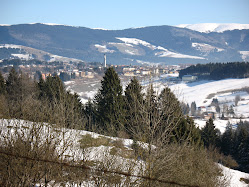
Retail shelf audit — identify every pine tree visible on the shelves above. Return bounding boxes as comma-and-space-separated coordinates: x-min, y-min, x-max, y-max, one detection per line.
0, 71, 6, 95
233, 121, 249, 172
38, 76, 65, 102
221, 122, 234, 155
6, 68, 22, 117
158, 87, 183, 129
201, 118, 219, 148
95, 67, 125, 135
172, 116, 202, 146
0, 71, 7, 118
6, 68, 21, 102
124, 77, 144, 137
84, 99, 97, 131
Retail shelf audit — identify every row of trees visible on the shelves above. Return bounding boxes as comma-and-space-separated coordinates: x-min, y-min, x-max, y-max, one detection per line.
179, 62, 249, 80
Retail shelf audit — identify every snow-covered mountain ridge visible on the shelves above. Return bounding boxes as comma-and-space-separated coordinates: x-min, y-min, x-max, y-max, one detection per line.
0, 23, 249, 64
176, 23, 249, 33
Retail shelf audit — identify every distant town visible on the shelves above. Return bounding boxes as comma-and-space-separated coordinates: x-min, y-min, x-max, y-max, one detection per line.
0, 57, 191, 82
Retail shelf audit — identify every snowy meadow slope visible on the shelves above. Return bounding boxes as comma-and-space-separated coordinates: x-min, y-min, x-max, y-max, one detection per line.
1, 119, 249, 186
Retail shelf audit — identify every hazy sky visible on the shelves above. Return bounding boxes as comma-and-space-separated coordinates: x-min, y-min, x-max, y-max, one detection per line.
1, 0, 249, 29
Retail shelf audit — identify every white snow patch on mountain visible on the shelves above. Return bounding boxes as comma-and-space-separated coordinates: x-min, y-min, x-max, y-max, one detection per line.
240, 51, 249, 61
94, 44, 115, 53
0, 44, 22, 49
192, 43, 224, 53
41, 23, 64, 26
176, 23, 249, 33
48, 55, 81, 62
156, 50, 205, 59
92, 28, 109, 30
11, 54, 31, 60
116, 37, 156, 50
108, 42, 141, 55
116, 37, 205, 59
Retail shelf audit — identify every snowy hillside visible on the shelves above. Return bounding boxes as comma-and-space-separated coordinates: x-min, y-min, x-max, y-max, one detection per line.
0, 44, 82, 62
94, 37, 205, 59
176, 23, 249, 33
169, 78, 249, 108
1, 119, 248, 186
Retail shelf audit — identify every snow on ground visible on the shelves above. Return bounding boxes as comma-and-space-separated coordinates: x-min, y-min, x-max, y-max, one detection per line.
1, 119, 249, 186
116, 37, 157, 50
220, 164, 249, 187
176, 23, 249, 33
155, 50, 205, 59
192, 43, 224, 53
64, 81, 75, 85
11, 53, 31, 60
108, 42, 141, 55
0, 44, 22, 49
48, 55, 81, 62
169, 78, 249, 107
194, 118, 249, 134
94, 44, 115, 53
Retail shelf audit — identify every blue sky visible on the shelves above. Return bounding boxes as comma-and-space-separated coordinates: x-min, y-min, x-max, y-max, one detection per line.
1, 0, 249, 29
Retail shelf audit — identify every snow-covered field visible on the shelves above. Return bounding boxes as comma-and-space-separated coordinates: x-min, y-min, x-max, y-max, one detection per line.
168, 78, 249, 107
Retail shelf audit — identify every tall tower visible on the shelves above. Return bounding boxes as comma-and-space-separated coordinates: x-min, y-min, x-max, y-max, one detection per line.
104, 54, 107, 68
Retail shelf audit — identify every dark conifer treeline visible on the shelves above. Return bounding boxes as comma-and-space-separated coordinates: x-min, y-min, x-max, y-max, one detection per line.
179, 62, 249, 80
220, 121, 249, 173
200, 119, 249, 173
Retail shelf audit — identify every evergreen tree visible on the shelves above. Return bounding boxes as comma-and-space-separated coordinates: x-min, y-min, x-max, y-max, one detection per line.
0, 71, 6, 95
6, 68, 22, 117
0, 71, 7, 118
6, 68, 21, 101
38, 76, 65, 102
95, 67, 125, 135
233, 121, 249, 172
201, 118, 219, 148
124, 77, 144, 137
221, 122, 234, 156
172, 116, 202, 146
84, 99, 97, 131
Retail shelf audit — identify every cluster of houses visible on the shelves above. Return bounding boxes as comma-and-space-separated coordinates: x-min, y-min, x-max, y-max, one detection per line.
0, 58, 183, 82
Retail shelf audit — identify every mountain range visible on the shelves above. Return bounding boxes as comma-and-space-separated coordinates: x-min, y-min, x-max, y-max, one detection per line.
0, 23, 249, 65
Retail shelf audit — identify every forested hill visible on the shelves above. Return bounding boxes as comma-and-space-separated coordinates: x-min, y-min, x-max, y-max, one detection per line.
179, 62, 249, 80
